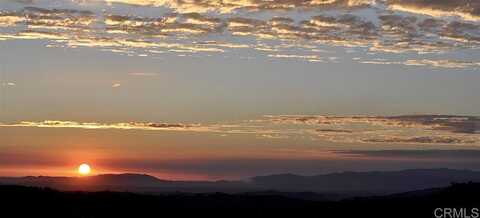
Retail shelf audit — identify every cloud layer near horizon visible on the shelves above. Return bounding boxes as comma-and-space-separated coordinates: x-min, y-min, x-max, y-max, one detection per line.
1, 0, 480, 69
2, 114, 478, 145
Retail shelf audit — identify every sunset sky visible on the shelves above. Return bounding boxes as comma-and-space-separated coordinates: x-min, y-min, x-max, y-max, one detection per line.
0, 0, 479, 180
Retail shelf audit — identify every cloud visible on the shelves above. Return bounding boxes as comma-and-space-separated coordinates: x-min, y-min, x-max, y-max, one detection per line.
267, 54, 325, 62
1, 2, 480, 69
128, 72, 159, 76
265, 114, 480, 134
387, 0, 480, 22
7, 0, 34, 3
360, 59, 480, 69
361, 136, 475, 144
336, 149, 480, 160
316, 129, 354, 133
2, 82, 16, 86
259, 114, 480, 144
1, 114, 478, 145
385, 115, 480, 134
0, 120, 209, 131
101, 0, 373, 13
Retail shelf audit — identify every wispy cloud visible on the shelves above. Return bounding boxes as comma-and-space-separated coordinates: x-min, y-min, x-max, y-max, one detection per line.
336, 149, 480, 160
128, 72, 159, 76
100, 0, 373, 13
404, 59, 480, 69
360, 59, 480, 69
0, 120, 207, 131
2, 82, 16, 86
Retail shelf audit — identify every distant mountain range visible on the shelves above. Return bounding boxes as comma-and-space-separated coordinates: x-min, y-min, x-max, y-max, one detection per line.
1, 168, 480, 199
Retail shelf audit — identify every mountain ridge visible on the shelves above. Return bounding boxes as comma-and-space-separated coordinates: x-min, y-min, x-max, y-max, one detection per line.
2, 168, 480, 199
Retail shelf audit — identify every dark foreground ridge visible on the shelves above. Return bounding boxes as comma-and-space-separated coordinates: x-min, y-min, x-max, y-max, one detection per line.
1, 182, 480, 218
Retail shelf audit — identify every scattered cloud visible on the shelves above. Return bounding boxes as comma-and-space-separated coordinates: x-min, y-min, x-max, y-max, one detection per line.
0, 1, 479, 69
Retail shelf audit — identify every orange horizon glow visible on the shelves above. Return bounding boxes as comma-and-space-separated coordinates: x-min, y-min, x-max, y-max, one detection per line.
0, 164, 240, 181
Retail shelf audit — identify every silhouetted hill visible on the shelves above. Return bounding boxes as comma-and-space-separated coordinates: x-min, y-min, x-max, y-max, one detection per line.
251, 168, 480, 195
1, 182, 480, 218
0, 173, 252, 193
2, 169, 480, 199
89, 173, 165, 185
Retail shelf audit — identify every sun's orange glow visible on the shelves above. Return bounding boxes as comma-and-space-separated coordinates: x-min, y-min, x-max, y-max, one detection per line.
78, 164, 91, 175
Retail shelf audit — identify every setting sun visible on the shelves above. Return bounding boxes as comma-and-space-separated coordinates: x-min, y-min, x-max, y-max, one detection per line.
78, 164, 91, 175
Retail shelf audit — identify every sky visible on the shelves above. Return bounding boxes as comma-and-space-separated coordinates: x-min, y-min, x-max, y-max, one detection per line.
0, 0, 479, 180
